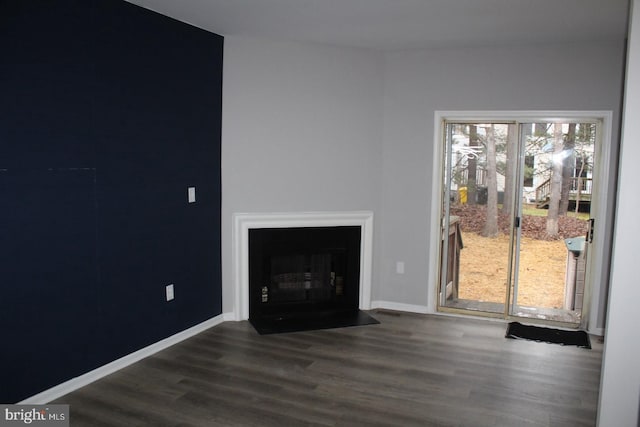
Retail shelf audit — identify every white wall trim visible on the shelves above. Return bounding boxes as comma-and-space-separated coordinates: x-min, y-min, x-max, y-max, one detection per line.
232, 211, 374, 321
430, 110, 614, 328
371, 300, 429, 314
19, 314, 226, 404
587, 111, 614, 332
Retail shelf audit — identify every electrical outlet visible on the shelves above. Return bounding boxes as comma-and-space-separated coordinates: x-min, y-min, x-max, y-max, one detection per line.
166, 284, 175, 301
396, 261, 405, 274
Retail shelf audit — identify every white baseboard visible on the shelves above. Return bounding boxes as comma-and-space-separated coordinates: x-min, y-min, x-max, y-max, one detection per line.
371, 300, 430, 314
19, 314, 226, 405
589, 327, 604, 337
223, 312, 237, 322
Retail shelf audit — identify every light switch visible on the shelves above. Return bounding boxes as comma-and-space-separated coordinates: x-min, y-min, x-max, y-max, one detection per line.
166, 284, 175, 301
188, 187, 196, 203
396, 261, 405, 274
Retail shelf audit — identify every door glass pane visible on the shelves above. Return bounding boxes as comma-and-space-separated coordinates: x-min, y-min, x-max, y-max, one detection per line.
440, 123, 514, 315
510, 123, 594, 324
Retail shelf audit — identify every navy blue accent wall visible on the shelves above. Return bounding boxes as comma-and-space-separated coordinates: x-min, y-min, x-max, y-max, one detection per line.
0, 0, 223, 403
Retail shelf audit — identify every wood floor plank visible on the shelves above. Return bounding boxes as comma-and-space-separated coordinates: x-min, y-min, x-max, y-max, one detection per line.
54, 310, 603, 426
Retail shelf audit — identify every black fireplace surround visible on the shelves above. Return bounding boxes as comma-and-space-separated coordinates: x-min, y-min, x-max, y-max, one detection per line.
248, 226, 377, 334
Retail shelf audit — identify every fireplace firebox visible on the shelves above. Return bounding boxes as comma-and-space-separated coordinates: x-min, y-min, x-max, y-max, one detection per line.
248, 226, 377, 334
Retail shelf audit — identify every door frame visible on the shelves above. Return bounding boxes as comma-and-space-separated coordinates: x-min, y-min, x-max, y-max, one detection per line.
428, 111, 614, 333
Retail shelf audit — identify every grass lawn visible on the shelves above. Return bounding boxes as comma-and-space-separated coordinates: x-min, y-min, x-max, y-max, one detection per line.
522, 205, 590, 220
500, 203, 591, 220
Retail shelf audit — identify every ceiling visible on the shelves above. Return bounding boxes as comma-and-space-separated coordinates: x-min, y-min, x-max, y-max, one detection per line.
126, 0, 629, 51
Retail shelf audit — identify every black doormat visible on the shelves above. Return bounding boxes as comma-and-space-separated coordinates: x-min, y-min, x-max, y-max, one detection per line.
250, 309, 379, 335
505, 322, 591, 349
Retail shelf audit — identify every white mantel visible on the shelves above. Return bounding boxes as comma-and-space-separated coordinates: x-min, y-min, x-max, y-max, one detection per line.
231, 211, 374, 321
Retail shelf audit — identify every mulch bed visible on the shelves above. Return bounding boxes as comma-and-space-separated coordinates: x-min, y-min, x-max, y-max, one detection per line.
458, 232, 567, 307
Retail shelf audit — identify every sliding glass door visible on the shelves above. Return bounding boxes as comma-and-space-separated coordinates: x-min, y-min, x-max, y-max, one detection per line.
438, 119, 597, 325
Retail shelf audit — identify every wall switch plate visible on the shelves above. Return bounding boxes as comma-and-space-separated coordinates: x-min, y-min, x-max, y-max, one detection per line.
396, 261, 405, 274
166, 284, 174, 301
188, 187, 196, 203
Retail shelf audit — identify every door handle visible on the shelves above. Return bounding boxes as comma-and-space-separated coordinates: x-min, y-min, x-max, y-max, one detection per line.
586, 218, 595, 243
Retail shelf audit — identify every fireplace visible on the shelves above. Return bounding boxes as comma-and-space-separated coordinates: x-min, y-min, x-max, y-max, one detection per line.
249, 226, 361, 321
232, 211, 376, 334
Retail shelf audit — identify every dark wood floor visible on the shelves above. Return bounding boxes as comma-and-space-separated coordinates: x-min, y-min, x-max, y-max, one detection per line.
55, 310, 603, 426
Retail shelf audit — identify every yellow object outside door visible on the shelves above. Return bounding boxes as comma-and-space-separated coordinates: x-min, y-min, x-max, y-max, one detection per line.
458, 186, 467, 204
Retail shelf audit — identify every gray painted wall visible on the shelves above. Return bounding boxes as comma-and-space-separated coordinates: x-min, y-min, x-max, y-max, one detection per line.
221, 36, 625, 331
598, 0, 640, 424
380, 41, 625, 328
221, 36, 384, 313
